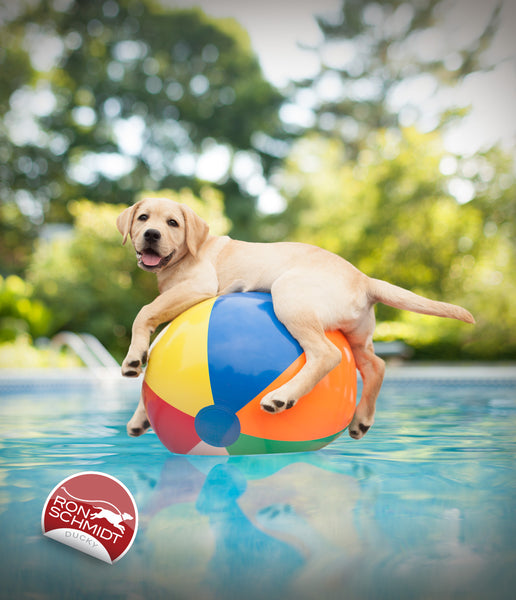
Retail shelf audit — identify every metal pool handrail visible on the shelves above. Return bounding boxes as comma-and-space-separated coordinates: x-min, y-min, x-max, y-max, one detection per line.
50, 332, 120, 370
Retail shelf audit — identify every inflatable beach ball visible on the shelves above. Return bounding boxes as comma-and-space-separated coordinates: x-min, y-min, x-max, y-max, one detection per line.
142, 292, 357, 455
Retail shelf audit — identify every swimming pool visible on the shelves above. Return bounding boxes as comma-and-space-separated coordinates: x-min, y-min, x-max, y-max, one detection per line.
1, 367, 515, 600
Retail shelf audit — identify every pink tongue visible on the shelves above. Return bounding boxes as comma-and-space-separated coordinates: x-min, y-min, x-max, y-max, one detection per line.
142, 251, 161, 266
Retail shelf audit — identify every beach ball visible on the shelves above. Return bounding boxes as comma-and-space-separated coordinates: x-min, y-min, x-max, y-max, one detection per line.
142, 292, 356, 455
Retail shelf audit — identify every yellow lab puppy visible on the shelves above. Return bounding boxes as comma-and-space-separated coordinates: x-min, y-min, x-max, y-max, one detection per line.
117, 197, 474, 440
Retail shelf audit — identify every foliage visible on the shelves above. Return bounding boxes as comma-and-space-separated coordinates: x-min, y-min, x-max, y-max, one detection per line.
27, 188, 230, 360
278, 128, 516, 359
0, 334, 81, 368
291, 0, 502, 156
0, 202, 38, 275
0, 274, 51, 342
0, 0, 285, 275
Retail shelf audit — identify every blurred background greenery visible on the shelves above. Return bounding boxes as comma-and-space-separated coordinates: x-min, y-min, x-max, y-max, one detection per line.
0, 0, 515, 364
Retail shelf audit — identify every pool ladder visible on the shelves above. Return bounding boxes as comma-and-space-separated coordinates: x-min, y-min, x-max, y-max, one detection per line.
50, 331, 120, 371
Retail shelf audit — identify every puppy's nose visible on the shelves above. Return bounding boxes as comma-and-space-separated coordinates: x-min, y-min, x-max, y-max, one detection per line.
144, 229, 161, 243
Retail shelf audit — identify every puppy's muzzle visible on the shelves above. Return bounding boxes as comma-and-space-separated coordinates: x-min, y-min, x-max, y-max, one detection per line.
137, 228, 174, 271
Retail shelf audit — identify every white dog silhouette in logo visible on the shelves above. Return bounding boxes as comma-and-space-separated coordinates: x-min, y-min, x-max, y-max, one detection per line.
61, 486, 134, 534
90, 507, 134, 533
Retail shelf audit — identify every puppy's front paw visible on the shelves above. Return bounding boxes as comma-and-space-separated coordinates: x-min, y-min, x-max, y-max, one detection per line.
127, 418, 151, 437
121, 350, 148, 377
260, 390, 297, 414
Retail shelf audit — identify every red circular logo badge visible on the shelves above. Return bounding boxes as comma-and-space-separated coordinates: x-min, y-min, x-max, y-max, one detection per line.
42, 471, 138, 564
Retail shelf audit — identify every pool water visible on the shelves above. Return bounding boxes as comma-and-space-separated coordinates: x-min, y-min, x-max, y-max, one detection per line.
1, 374, 515, 600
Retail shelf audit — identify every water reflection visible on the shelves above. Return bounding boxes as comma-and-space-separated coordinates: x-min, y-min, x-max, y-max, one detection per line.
139, 453, 359, 599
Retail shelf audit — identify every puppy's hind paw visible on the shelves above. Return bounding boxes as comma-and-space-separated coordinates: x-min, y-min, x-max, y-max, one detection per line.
260, 391, 297, 414
348, 420, 373, 440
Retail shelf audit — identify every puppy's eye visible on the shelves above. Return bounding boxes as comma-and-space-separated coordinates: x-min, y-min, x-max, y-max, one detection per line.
167, 219, 179, 227
138, 214, 149, 221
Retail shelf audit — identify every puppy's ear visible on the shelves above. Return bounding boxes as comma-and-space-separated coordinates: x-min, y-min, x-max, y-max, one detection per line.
180, 204, 209, 258
116, 203, 140, 245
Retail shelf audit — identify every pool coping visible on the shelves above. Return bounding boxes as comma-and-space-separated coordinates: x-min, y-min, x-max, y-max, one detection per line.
382, 363, 516, 384
0, 363, 515, 394
0, 367, 141, 394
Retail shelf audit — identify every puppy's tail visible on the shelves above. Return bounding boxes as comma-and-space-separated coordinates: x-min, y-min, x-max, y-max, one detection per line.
369, 278, 475, 324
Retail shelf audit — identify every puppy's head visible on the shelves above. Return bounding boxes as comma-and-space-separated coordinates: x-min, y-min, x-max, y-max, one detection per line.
116, 198, 209, 273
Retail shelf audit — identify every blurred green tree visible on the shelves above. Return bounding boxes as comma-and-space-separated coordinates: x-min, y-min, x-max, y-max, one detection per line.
0, 274, 51, 342
287, 0, 502, 155
0, 0, 284, 274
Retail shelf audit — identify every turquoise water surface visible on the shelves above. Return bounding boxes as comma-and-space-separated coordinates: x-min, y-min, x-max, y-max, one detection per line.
1, 374, 515, 600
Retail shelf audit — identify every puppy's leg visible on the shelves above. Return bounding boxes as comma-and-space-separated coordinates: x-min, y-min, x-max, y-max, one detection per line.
122, 280, 217, 377
346, 318, 385, 439
127, 392, 151, 437
122, 303, 156, 377
260, 322, 341, 414
260, 278, 342, 414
